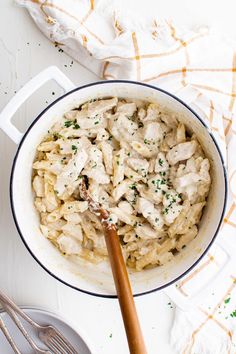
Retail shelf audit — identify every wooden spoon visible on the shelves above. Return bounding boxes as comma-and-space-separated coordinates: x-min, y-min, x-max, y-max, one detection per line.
79, 178, 147, 354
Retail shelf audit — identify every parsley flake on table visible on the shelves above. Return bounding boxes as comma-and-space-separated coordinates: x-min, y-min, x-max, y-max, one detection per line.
225, 298, 231, 304
230, 310, 236, 318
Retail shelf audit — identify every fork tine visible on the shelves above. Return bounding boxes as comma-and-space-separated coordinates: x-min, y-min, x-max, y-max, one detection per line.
52, 333, 77, 354
51, 334, 71, 352
46, 337, 67, 354
40, 330, 76, 354
48, 328, 77, 354
44, 340, 62, 354
39, 329, 72, 354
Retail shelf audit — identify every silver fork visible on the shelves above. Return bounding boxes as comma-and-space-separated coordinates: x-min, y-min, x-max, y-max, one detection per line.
0, 291, 78, 354
0, 315, 22, 354
1, 303, 51, 354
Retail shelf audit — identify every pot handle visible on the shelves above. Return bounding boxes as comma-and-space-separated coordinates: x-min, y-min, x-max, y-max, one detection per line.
0, 66, 76, 144
164, 239, 234, 311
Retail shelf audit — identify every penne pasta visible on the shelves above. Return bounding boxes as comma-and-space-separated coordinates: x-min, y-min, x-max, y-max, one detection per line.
33, 97, 211, 270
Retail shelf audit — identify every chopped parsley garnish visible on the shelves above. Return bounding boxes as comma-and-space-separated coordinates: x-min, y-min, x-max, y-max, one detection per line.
116, 161, 120, 165
167, 302, 173, 308
52, 132, 62, 140
94, 121, 99, 125
163, 208, 169, 215
109, 333, 113, 338
64, 119, 80, 129
151, 178, 167, 189
225, 298, 231, 304
61, 157, 67, 164
64, 120, 73, 128
108, 135, 113, 141
71, 145, 78, 154
164, 192, 179, 211
129, 183, 137, 190
230, 310, 236, 318
159, 158, 164, 166
160, 171, 166, 176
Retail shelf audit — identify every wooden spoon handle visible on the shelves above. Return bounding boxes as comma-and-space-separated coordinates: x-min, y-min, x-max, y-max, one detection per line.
78, 180, 147, 353
103, 226, 148, 354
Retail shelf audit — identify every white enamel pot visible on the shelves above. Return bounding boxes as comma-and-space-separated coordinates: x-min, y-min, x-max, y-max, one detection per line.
0, 66, 228, 309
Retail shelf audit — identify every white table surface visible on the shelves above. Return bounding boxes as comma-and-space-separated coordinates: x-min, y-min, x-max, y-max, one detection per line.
0, 1, 236, 353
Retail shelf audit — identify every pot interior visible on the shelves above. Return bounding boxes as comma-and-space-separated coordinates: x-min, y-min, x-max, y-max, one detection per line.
11, 81, 226, 296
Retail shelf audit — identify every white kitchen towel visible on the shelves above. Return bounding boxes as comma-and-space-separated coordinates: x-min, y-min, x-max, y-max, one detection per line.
16, 1, 236, 353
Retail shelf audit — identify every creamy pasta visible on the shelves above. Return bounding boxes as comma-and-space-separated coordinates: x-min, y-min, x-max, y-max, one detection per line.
32, 97, 211, 270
